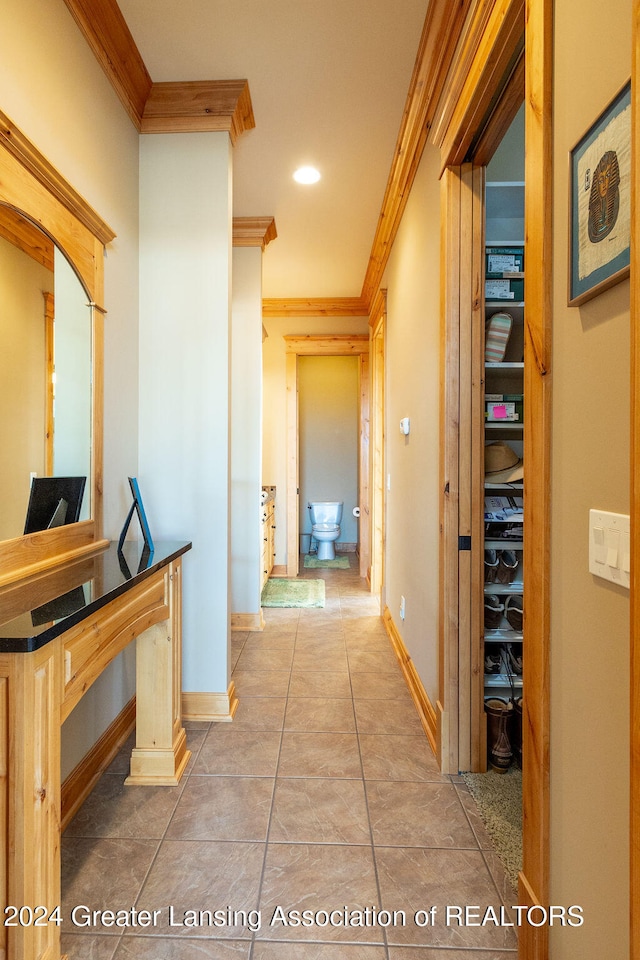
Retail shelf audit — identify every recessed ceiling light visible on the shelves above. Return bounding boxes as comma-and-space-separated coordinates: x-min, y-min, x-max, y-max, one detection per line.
293, 166, 321, 185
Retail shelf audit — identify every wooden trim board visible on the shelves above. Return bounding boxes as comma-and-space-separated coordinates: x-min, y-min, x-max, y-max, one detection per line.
61, 696, 136, 831
263, 298, 369, 318
141, 80, 255, 142
231, 612, 265, 632
233, 217, 277, 250
182, 683, 239, 722
383, 606, 438, 754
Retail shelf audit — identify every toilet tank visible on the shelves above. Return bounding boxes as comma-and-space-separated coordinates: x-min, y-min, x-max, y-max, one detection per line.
308, 501, 343, 524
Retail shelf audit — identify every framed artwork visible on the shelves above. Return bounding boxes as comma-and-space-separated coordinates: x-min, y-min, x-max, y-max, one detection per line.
568, 81, 631, 306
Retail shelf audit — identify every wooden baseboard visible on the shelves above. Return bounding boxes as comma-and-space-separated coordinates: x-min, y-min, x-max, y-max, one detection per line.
231, 611, 265, 631
61, 696, 136, 831
270, 564, 288, 577
182, 681, 239, 721
382, 606, 438, 755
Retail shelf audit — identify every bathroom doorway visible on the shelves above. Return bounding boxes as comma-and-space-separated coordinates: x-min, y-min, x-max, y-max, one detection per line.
284, 335, 370, 578
298, 355, 360, 555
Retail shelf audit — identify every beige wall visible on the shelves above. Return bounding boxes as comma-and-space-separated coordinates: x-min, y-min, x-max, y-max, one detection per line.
382, 140, 442, 705
0, 0, 141, 777
550, 0, 631, 954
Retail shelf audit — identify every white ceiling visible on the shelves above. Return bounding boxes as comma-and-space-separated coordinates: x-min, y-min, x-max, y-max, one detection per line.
116, 0, 430, 299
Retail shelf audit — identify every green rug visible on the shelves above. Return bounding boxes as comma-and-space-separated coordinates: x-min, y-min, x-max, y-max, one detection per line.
461, 766, 522, 890
303, 555, 350, 569
261, 578, 325, 608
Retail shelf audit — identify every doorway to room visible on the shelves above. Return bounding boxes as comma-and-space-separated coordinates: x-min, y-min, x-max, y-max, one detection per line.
297, 355, 360, 559
284, 335, 370, 580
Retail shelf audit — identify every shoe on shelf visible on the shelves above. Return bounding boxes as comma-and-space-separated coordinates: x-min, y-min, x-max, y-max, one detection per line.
484, 549, 499, 582
505, 643, 523, 675
505, 594, 523, 632
484, 594, 505, 631
496, 550, 519, 584
485, 650, 502, 674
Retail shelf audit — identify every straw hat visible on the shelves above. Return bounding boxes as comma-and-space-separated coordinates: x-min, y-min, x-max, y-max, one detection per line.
484, 441, 523, 483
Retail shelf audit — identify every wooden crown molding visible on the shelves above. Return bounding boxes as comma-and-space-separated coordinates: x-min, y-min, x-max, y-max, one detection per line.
62, 0, 255, 142
0, 109, 116, 246
141, 80, 255, 142
262, 297, 370, 318
61, 0, 152, 130
233, 217, 277, 250
360, 0, 474, 308
284, 334, 369, 354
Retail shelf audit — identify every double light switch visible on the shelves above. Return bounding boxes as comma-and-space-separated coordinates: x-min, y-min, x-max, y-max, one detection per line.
588, 509, 630, 589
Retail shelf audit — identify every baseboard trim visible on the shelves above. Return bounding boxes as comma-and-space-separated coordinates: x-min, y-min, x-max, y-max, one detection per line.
182, 682, 239, 722
271, 565, 288, 577
61, 696, 136, 831
382, 606, 438, 755
231, 611, 265, 631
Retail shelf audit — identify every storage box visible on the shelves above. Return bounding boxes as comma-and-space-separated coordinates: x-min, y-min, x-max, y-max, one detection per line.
485, 278, 524, 301
486, 401, 518, 422
486, 246, 524, 277
485, 394, 524, 422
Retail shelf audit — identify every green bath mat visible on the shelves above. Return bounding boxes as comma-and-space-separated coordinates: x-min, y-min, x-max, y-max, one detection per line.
303, 555, 350, 569
261, 578, 325, 608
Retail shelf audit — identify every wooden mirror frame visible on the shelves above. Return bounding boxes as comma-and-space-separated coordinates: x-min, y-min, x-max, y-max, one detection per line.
0, 110, 115, 586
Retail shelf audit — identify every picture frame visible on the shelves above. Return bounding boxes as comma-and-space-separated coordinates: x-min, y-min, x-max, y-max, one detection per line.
568, 80, 631, 306
117, 476, 154, 556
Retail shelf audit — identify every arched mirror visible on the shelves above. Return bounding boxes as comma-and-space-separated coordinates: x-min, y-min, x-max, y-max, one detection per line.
0, 207, 93, 542
0, 109, 114, 586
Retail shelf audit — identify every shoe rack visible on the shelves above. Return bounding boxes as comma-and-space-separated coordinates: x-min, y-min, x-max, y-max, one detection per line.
482, 174, 525, 712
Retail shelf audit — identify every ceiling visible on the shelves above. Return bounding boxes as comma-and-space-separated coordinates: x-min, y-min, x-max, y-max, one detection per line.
115, 0, 430, 301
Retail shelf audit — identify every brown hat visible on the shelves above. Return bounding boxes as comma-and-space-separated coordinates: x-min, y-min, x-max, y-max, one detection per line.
485, 441, 523, 483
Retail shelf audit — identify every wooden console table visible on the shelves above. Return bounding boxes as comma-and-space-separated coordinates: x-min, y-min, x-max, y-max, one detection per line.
0, 540, 192, 960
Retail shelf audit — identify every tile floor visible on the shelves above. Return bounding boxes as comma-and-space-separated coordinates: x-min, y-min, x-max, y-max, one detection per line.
61, 556, 518, 959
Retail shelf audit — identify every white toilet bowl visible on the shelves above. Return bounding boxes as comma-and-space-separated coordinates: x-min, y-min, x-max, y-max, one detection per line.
308, 501, 343, 560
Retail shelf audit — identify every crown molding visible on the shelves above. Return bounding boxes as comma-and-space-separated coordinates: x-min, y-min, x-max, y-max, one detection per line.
262, 297, 369, 318
61, 0, 255, 142
61, 0, 152, 130
232, 217, 277, 250
360, 0, 474, 308
141, 80, 255, 142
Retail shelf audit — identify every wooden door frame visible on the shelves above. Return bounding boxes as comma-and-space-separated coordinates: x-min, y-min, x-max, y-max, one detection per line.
369, 289, 386, 600
284, 335, 370, 579
434, 1, 552, 957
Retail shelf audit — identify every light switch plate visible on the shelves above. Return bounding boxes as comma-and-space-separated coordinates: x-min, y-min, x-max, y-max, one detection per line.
588, 509, 630, 589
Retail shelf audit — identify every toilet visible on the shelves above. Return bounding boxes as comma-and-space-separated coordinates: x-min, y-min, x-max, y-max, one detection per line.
308, 501, 343, 560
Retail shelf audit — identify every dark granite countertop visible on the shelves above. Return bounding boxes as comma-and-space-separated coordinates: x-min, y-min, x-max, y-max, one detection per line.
0, 540, 191, 653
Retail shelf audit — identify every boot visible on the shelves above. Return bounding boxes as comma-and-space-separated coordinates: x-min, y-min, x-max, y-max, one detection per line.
484, 697, 513, 773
